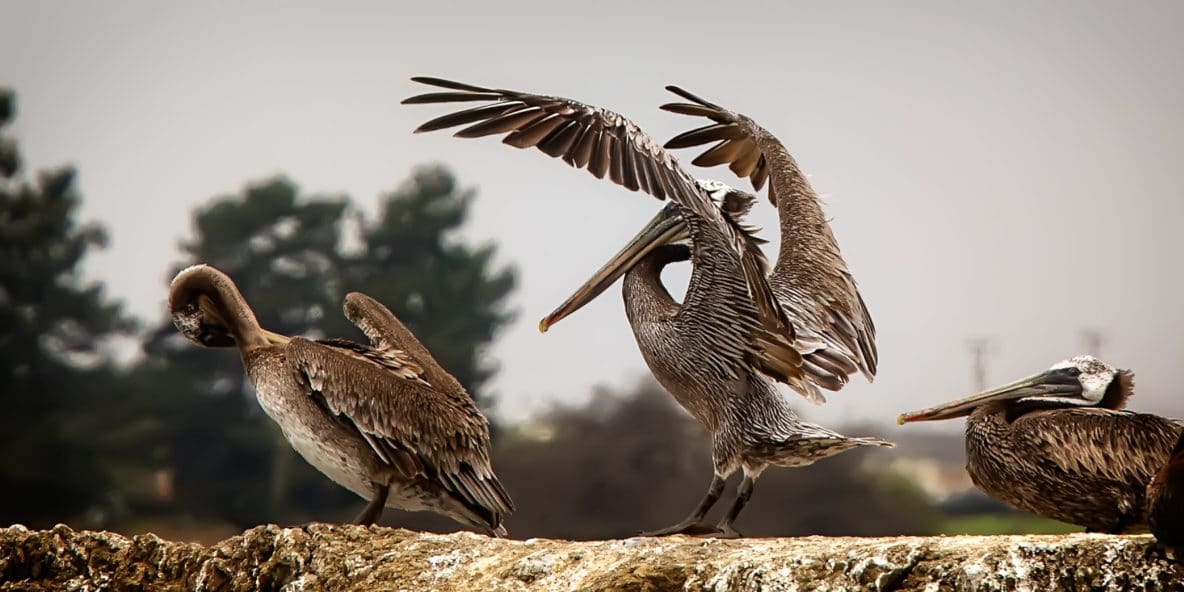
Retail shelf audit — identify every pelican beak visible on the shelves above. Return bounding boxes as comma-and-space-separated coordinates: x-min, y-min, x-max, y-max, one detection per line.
539, 204, 688, 332
197, 294, 228, 329
897, 368, 1083, 424
193, 295, 290, 347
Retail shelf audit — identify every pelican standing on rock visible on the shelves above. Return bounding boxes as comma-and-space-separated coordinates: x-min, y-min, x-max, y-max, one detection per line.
404, 78, 890, 536
168, 264, 514, 536
899, 355, 1183, 533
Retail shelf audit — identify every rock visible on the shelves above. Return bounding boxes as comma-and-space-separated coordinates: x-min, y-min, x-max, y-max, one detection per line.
0, 524, 1180, 591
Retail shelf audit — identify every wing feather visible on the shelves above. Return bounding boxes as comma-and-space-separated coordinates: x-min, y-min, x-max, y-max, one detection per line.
662, 85, 878, 388
1015, 409, 1184, 490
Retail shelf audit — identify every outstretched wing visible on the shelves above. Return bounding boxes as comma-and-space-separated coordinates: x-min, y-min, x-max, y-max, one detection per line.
662, 85, 878, 390
402, 77, 796, 359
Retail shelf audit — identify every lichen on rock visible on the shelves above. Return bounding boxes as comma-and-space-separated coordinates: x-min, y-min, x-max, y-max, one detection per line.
0, 524, 1180, 591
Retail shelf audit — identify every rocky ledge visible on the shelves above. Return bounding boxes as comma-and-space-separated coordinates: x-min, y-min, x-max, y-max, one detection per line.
0, 524, 1181, 591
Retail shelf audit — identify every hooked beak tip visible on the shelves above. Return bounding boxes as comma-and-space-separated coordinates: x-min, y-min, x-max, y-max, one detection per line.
537, 318, 551, 334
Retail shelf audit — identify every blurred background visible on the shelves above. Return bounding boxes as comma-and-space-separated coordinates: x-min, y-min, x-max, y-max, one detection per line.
1, 1, 1181, 543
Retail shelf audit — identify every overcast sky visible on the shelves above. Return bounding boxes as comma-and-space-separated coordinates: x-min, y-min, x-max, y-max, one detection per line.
3, 1, 1182, 432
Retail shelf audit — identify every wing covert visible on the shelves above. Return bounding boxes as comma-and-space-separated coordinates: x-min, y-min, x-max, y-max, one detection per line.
1015, 409, 1184, 491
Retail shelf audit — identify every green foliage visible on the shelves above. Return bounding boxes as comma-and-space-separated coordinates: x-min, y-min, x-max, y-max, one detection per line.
941, 513, 1080, 535
0, 93, 134, 527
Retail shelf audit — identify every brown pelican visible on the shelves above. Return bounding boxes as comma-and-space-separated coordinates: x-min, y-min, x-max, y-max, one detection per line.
1149, 432, 1184, 555
404, 78, 891, 537
659, 86, 877, 401
168, 264, 513, 536
899, 355, 1183, 533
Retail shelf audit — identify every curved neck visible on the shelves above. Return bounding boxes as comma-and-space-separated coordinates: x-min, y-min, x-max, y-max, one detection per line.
622, 244, 689, 325
185, 268, 269, 350
213, 293, 269, 351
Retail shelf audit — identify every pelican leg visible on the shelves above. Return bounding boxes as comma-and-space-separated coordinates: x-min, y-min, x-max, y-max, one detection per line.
642, 474, 726, 536
352, 481, 391, 525
715, 474, 755, 538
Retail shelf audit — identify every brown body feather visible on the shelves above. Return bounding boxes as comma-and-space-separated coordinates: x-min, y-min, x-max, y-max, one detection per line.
1148, 432, 1184, 547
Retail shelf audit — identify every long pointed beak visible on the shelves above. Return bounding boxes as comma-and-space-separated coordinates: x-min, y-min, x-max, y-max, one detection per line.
197, 294, 228, 328
897, 368, 1082, 424
199, 294, 291, 346
538, 206, 688, 333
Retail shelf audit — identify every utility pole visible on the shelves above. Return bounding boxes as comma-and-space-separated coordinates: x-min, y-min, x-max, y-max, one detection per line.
967, 337, 994, 391
1080, 328, 1105, 357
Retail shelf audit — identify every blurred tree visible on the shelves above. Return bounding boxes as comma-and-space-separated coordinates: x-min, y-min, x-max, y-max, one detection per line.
0, 88, 135, 527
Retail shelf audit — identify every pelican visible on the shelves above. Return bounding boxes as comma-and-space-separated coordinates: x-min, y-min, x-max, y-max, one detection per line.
404, 78, 891, 536
898, 355, 1183, 533
1149, 432, 1184, 555
168, 264, 513, 536
659, 86, 877, 401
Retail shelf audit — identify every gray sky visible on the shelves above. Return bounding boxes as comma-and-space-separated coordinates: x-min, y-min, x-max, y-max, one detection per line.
4, 1, 1183, 431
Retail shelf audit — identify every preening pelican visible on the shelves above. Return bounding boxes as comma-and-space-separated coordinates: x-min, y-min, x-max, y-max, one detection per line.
169, 264, 513, 535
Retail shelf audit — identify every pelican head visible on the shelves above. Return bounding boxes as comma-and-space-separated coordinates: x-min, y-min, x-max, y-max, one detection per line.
537, 179, 756, 333
898, 355, 1130, 424
168, 264, 289, 348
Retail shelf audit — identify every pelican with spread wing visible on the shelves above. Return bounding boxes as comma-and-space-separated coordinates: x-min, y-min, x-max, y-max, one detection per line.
169, 264, 513, 536
404, 78, 890, 536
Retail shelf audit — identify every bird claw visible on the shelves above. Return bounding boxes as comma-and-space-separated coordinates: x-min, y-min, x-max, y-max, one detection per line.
713, 523, 744, 539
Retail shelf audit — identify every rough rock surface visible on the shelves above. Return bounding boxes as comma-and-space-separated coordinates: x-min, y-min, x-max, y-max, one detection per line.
0, 524, 1181, 591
